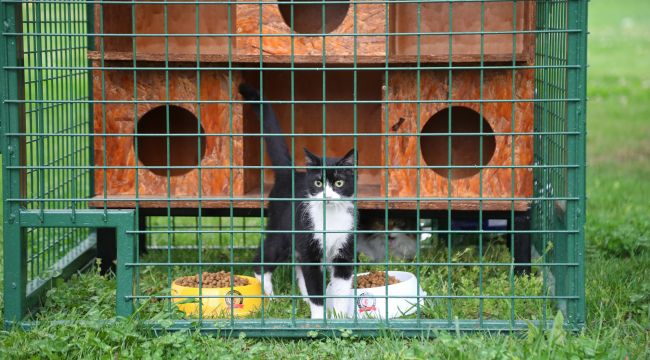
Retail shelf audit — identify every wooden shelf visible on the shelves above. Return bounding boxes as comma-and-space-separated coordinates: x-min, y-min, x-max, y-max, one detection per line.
389, 1, 535, 63
88, 50, 531, 65
95, 1, 534, 64
88, 193, 530, 212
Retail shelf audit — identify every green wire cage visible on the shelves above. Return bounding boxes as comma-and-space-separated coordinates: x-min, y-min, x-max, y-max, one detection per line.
1, 0, 587, 335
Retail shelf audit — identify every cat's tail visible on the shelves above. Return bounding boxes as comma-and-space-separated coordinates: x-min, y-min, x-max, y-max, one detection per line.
238, 83, 291, 171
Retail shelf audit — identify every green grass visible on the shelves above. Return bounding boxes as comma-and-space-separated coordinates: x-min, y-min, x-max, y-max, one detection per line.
2, 0, 650, 357
121, 237, 549, 322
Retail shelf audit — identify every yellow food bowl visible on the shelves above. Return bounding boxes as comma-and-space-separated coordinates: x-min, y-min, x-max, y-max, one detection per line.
171, 275, 262, 318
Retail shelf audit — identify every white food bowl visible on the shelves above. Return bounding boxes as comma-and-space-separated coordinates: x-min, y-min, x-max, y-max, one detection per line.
342, 271, 427, 319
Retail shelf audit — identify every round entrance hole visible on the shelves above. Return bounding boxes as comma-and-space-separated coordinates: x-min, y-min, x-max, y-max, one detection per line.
420, 107, 496, 179
278, 0, 349, 34
136, 105, 206, 177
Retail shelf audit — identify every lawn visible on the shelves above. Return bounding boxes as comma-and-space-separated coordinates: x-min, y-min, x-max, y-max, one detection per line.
1, 0, 649, 358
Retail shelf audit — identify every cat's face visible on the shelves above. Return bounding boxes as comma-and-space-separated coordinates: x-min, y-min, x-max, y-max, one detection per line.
304, 148, 355, 203
368, 218, 416, 240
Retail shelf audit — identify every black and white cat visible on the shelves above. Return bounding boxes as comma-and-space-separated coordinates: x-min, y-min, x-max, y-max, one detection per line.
239, 84, 356, 319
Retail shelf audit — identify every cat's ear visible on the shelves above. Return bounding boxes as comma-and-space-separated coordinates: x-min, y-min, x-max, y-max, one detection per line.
338, 148, 356, 167
304, 147, 321, 166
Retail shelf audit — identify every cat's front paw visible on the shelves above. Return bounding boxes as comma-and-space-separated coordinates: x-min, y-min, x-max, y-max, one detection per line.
309, 303, 325, 319
255, 272, 274, 298
327, 298, 352, 319
326, 278, 353, 318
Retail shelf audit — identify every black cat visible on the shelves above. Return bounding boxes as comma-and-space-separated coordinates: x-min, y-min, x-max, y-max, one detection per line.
239, 84, 357, 319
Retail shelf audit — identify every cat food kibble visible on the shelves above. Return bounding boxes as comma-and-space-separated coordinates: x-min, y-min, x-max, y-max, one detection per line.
356, 271, 400, 289
175, 271, 248, 288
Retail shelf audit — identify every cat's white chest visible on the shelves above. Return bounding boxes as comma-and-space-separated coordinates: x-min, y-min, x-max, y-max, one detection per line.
307, 202, 354, 260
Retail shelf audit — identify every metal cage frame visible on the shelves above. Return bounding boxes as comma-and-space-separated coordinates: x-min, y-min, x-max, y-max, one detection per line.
1, 0, 587, 336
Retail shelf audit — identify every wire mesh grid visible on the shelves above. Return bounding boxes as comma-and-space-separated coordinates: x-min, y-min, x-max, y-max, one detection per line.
1, 0, 587, 335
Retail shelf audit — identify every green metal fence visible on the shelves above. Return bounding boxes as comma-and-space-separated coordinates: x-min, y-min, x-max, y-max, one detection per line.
1, 0, 587, 335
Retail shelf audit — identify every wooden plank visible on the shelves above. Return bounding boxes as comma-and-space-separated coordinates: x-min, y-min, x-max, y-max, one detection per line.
88, 51, 531, 65
383, 69, 535, 200
95, 0, 231, 55
93, 0, 534, 62
92, 65, 244, 198
390, 0, 536, 61
235, 0, 386, 57
88, 196, 531, 212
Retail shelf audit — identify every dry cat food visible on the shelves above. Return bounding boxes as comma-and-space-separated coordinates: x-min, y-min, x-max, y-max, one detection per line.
356, 271, 400, 289
175, 271, 249, 288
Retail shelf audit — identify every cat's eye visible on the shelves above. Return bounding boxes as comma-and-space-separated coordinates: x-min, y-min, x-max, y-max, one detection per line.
314, 180, 323, 187
334, 180, 345, 187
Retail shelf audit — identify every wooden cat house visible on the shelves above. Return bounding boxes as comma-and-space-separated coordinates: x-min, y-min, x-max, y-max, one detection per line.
89, 0, 536, 212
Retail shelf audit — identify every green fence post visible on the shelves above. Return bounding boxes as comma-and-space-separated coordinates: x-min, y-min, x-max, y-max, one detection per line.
565, 0, 588, 329
116, 217, 136, 318
2, 0, 27, 326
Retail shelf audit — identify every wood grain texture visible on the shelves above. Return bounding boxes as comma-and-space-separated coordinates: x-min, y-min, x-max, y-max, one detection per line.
390, 0, 536, 63
92, 66, 534, 210
92, 63, 243, 198
88, 51, 531, 64
91, 0, 537, 211
382, 69, 534, 200
88, 195, 531, 211
233, 0, 387, 56
240, 69, 384, 194
94, 0, 533, 63
95, 0, 232, 55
